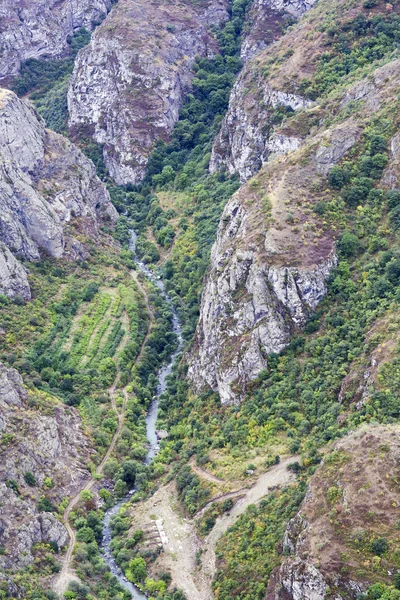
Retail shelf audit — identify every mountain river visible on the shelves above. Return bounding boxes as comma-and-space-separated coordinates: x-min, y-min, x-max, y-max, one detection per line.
101, 230, 183, 599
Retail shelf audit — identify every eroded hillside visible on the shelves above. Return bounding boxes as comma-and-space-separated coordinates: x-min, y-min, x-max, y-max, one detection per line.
189, 0, 400, 403
0, 363, 92, 578
267, 426, 400, 599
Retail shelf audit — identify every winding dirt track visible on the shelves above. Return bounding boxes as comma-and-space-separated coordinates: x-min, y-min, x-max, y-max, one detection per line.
54, 273, 297, 600
54, 364, 129, 595
190, 463, 225, 485
195, 456, 299, 600
54, 272, 154, 596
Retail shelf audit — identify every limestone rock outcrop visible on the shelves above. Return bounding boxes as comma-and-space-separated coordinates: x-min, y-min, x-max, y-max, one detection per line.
68, 0, 229, 185
191, 42, 400, 405
0, 0, 113, 79
209, 73, 312, 182
187, 187, 337, 404
0, 244, 30, 300
0, 88, 117, 297
0, 363, 93, 569
187, 111, 370, 403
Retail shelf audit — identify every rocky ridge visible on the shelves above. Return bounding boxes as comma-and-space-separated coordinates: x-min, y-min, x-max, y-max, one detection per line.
266, 426, 400, 599
190, 0, 400, 404
68, 0, 229, 185
211, 0, 317, 181
0, 0, 113, 80
188, 113, 368, 402
0, 363, 93, 570
0, 88, 117, 298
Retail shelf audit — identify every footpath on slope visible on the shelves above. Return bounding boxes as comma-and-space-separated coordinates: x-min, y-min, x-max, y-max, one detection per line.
54, 273, 154, 596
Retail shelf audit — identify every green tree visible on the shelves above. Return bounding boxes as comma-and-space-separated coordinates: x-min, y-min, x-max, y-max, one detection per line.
127, 556, 147, 584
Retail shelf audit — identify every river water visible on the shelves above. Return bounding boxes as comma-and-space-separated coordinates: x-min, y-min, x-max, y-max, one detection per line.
101, 230, 183, 599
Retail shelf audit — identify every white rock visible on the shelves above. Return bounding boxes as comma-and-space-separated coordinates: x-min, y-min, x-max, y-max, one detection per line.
0, 0, 113, 79
0, 88, 117, 296
187, 194, 337, 404
210, 76, 312, 183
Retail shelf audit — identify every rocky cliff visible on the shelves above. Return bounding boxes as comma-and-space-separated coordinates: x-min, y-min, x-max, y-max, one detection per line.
67, 0, 229, 185
241, 0, 317, 63
188, 112, 368, 402
0, 88, 117, 299
210, 0, 318, 181
0, 363, 93, 570
0, 0, 113, 80
190, 0, 400, 404
266, 426, 400, 600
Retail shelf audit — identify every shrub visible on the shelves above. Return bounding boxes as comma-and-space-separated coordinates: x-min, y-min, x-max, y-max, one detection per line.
387, 190, 400, 209
24, 471, 37, 486
328, 166, 350, 189
38, 496, 55, 512
76, 526, 95, 543
338, 232, 361, 257
127, 557, 147, 584
371, 537, 389, 556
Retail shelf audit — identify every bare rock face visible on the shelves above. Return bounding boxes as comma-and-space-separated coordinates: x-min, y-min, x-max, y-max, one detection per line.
192, 53, 399, 404
0, 363, 93, 569
187, 187, 337, 404
189, 110, 366, 403
68, 0, 229, 185
210, 0, 317, 182
210, 71, 313, 182
276, 559, 333, 600
267, 426, 400, 599
0, 244, 30, 300
241, 0, 318, 63
0, 0, 113, 79
0, 88, 117, 297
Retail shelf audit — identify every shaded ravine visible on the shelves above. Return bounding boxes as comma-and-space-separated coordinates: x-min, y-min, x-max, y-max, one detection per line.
101, 230, 184, 599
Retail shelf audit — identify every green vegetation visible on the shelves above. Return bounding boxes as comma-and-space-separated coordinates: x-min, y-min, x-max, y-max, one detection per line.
157, 103, 400, 462
5, 0, 400, 598
109, 0, 255, 339
176, 465, 211, 515
300, 12, 400, 100
212, 483, 306, 600
197, 499, 235, 536
365, 585, 400, 600
109, 505, 186, 599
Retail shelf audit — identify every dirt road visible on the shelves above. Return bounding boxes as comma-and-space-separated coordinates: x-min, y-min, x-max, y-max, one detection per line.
54, 369, 128, 595
132, 456, 298, 600
195, 455, 298, 599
